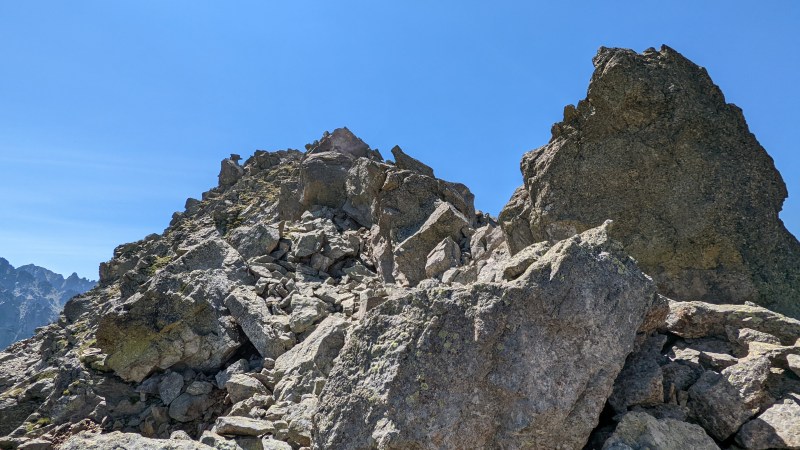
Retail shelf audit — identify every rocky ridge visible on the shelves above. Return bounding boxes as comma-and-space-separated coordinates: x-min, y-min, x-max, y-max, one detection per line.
0, 259, 95, 349
0, 46, 798, 450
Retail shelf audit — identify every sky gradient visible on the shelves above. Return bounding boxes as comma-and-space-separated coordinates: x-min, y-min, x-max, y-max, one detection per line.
1, 1, 798, 279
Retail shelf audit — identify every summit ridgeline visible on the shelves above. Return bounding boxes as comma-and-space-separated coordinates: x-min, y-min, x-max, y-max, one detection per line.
1, 46, 799, 450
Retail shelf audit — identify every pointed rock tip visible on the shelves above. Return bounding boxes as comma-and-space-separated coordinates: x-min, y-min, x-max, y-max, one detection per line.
306, 127, 382, 160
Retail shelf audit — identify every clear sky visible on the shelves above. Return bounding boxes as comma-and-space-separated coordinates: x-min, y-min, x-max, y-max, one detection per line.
0, 1, 798, 279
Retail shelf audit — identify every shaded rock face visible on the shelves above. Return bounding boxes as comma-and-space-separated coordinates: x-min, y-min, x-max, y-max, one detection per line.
601, 411, 719, 450
96, 238, 250, 382
0, 258, 95, 349
591, 299, 800, 449
315, 223, 656, 449
499, 45, 800, 318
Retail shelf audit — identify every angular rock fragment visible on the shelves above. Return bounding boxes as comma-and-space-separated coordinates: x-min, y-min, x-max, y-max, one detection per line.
736, 394, 800, 449
393, 201, 470, 286
158, 372, 184, 405
227, 224, 280, 260
315, 223, 656, 449
602, 412, 719, 450
225, 374, 269, 404
499, 45, 800, 318
61, 431, 214, 449
215, 416, 274, 436
391, 145, 435, 177
608, 334, 666, 413
424, 237, 461, 279
169, 392, 213, 422
272, 317, 348, 401
224, 288, 286, 360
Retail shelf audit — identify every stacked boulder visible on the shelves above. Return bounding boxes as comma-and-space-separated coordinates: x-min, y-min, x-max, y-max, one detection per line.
0, 46, 798, 450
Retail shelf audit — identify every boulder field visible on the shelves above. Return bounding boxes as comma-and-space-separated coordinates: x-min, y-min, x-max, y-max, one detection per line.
1, 46, 798, 450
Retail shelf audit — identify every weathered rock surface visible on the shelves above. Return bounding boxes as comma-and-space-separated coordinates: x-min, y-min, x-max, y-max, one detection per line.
499, 45, 800, 318
390, 145, 435, 177
2, 47, 798, 450
601, 411, 719, 450
62, 431, 215, 449
315, 222, 656, 449
96, 238, 250, 382
272, 316, 348, 401
736, 394, 800, 449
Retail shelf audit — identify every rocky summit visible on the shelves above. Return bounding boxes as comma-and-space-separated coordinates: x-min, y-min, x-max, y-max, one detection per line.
499, 45, 800, 318
1, 46, 798, 450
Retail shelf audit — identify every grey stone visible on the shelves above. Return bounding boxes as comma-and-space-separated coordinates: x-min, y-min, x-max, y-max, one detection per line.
393, 201, 471, 286
288, 295, 327, 334
608, 334, 666, 413
788, 354, 800, 378
602, 412, 719, 450
260, 439, 292, 450
228, 224, 280, 260
215, 416, 274, 436
168, 392, 213, 422
185, 381, 214, 396
226, 373, 269, 404
291, 231, 324, 258
229, 394, 275, 417
199, 431, 240, 450
17, 439, 53, 450
424, 237, 461, 279
216, 359, 250, 389
224, 288, 286, 361
687, 367, 762, 441
170, 430, 192, 440
96, 238, 249, 382
306, 127, 373, 159
501, 241, 550, 281
300, 152, 354, 209
273, 317, 348, 401
665, 300, 800, 345
736, 394, 800, 449
159, 371, 184, 405
219, 157, 244, 188
499, 45, 800, 318
391, 145, 434, 177
315, 223, 656, 449
61, 431, 214, 449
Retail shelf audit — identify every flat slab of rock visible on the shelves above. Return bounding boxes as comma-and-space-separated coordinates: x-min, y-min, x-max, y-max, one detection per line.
315, 222, 656, 449
215, 416, 274, 436
391, 145, 434, 177
226, 373, 269, 404
61, 431, 214, 449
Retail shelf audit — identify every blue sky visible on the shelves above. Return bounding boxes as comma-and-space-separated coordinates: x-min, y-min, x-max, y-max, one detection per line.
0, 1, 798, 279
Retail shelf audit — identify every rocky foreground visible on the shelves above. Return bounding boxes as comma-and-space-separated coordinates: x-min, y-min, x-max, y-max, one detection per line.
1, 46, 799, 450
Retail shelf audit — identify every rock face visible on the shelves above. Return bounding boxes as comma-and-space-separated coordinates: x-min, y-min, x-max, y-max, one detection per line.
62, 431, 215, 449
601, 412, 719, 450
1, 47, 798, 450
0, 258, 95, 349
315, 223, 657, 449
499, 45, 800, 318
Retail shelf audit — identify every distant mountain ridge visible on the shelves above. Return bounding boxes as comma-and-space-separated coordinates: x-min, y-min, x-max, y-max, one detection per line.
0, 257, 95, 349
